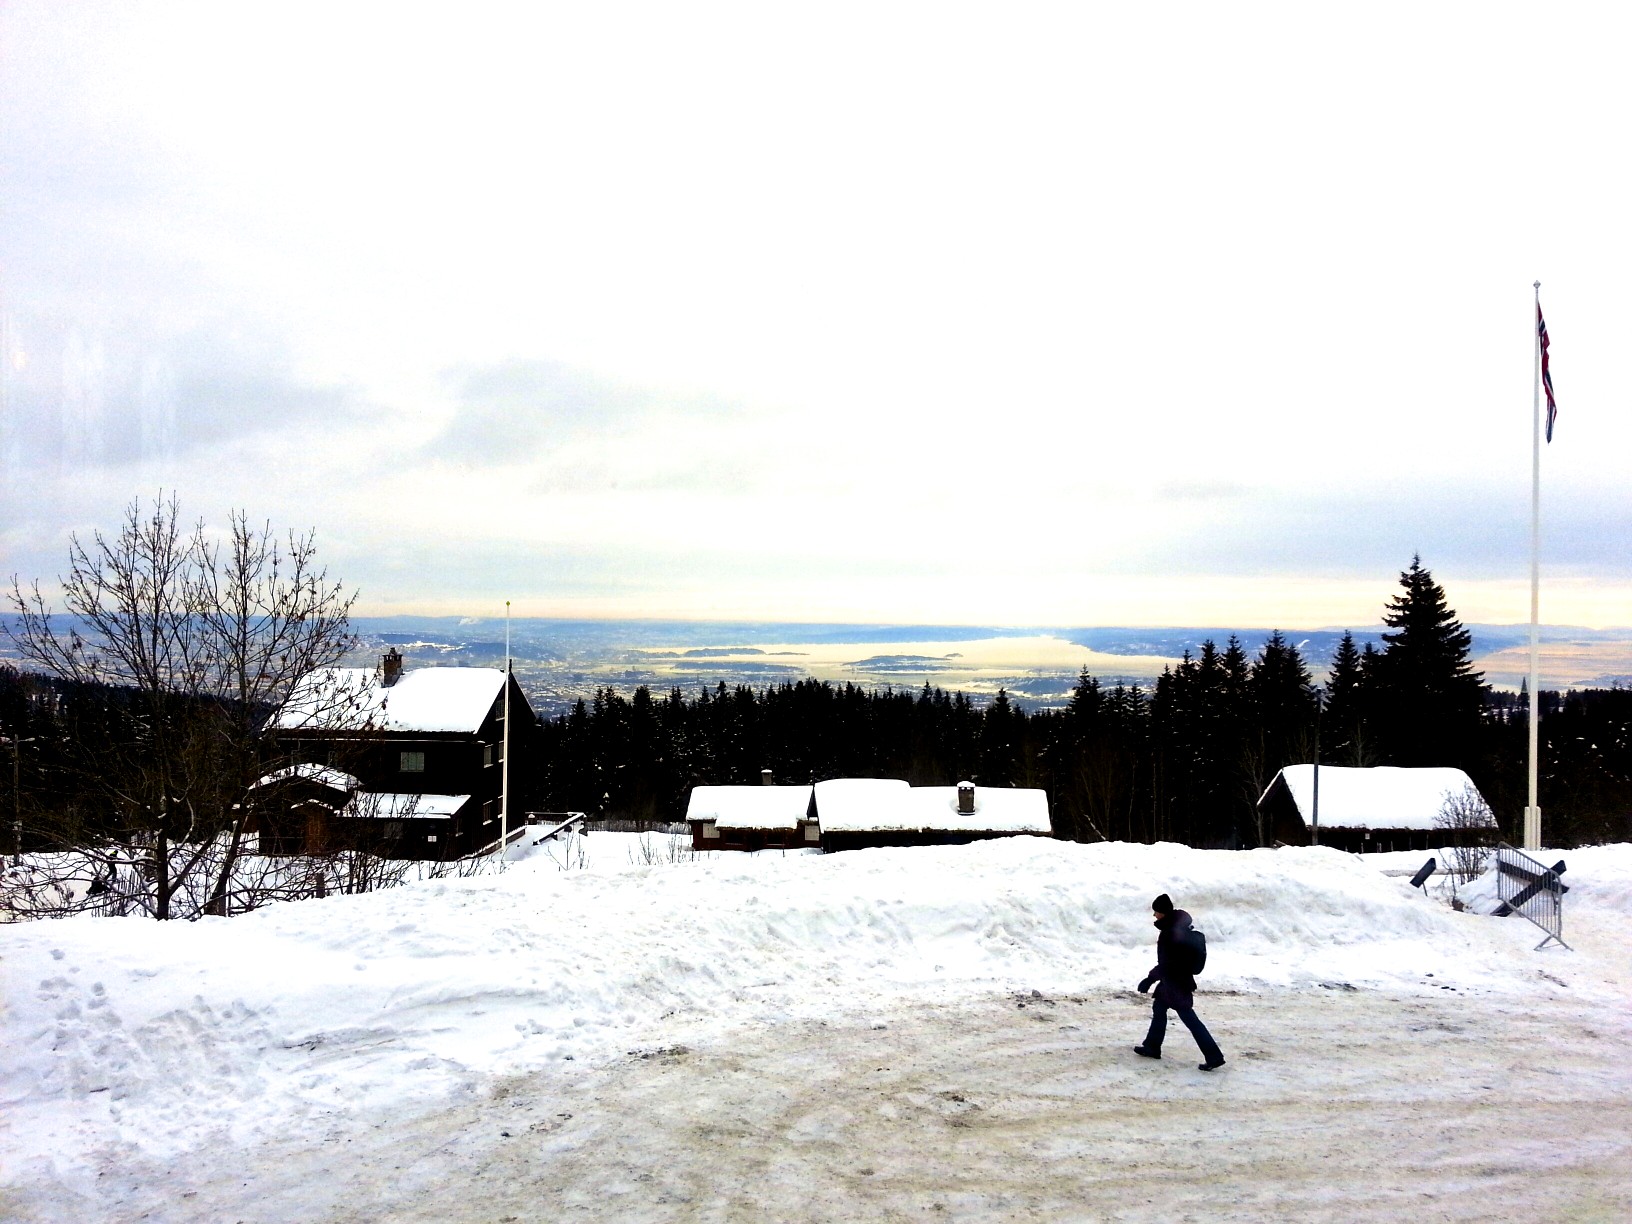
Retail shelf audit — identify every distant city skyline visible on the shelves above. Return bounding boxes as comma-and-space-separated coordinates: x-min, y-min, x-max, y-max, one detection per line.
4, 4, 1629, 630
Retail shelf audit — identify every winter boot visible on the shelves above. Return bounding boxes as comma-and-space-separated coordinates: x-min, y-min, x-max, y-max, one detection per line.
1134, 1046, 1160, 1059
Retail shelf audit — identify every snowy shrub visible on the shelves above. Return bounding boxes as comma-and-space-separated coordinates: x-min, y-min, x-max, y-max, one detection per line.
1434, 784, 1498, 895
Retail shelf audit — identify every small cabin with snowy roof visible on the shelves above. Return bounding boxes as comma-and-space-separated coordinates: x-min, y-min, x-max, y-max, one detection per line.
814, 778, 1053, 851
686, 774, 1053, 852
245, 764, 361, 856
686, 776, 819, 851
257, 650, 537, 859
1256, 764, 1496, 853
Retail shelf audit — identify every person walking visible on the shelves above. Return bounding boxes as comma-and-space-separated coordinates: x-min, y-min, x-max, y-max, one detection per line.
1134, 893, 1225, 1071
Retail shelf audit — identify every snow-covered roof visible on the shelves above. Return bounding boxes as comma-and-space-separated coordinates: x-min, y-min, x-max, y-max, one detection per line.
898, 786, 1052, 834
686, 785, 813, 829
271, 667, 506, 735
811, 778, 913, 832
340, 793, 470, 820
249, 764, 361, 793
1262, 765, 1493, 832
809, 778, 1051, 834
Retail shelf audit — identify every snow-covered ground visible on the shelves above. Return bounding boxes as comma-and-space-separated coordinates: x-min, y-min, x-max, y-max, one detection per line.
3, 832, 1629, 1222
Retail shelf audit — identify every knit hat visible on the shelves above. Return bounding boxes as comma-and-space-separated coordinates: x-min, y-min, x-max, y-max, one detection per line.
1152, 893, 1173, 914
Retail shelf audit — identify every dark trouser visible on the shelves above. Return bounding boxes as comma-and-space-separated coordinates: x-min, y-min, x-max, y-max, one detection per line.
1143, 997, 1223, 1064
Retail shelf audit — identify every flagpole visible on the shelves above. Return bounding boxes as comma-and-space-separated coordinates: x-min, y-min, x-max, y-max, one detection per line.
502, 600, 512, 865
1525, 282, 1542, 851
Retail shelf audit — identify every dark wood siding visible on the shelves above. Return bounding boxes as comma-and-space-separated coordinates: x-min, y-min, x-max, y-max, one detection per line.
266, 671, 538, 860
818, 829, 1049, 852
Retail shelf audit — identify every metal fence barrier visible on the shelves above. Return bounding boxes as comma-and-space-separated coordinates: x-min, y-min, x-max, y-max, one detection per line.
1495, 843, 1571, 950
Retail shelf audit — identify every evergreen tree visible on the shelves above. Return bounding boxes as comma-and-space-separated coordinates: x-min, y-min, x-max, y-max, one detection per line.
978, 688, 1020, 786
1243, 631, 1315, 843
1150, 655, 1195, 844
1251, 631, 1315, 749
1375, 556, 1486, 767
1321, 632, 1370, 765
1149, 643, 1242, 846
1221, 637, 1252, 706
1055, 670, 1108, 841
1068, 668, 1104, 724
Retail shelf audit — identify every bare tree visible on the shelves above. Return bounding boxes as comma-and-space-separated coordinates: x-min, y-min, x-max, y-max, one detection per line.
1434, 784, 1498, 896
1238, 728, 1273, 848
194, 511, 358, 913
3, 495, 357, 919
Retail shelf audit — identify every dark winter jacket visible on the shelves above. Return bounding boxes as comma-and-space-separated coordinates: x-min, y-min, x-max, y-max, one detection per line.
1147, 908, 1197, 1010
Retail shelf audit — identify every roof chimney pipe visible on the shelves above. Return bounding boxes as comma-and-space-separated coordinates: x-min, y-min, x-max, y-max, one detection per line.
381, 647, 404, 687
957, 781, 975, 814
761, 768, 773, 786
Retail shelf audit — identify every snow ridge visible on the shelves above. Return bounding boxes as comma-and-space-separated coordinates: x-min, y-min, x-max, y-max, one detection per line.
4, 838, 1629, 1180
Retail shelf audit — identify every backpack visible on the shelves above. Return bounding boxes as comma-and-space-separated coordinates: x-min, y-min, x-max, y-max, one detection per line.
1178, 926, 1207, 976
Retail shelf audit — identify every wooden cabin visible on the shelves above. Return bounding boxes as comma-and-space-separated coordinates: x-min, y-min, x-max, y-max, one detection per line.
686, 780, 819, 851
258, 651, 537, 859
813, 778, 1053, 851
245, 764, 361, 856
1257, 764, 1495, 853
247, 765, 480, 859
684, 775, 1053, 852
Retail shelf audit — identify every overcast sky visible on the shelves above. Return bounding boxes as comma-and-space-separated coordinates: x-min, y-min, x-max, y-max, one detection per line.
3, 2, 1628, 628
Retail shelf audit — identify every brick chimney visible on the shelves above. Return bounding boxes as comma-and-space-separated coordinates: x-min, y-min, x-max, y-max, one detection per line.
957, 781, 976, 815
381, 647, 404, 687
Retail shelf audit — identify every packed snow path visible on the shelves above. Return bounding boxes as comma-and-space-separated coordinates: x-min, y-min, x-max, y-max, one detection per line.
5, 837, 1631, 1221
47, 984, 1632, 1223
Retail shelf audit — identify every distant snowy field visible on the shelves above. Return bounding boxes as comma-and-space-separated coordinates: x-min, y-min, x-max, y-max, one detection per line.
4, 834, 1630, 1222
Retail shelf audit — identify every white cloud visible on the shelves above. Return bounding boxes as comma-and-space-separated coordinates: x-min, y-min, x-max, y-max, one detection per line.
3, 1, 1630, 626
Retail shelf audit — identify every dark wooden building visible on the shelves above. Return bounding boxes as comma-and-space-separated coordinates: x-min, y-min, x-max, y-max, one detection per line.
1256, 764, 1494, 853
245, 764, 360, 857
255, 651, 537, 859
686, 780, 819, 851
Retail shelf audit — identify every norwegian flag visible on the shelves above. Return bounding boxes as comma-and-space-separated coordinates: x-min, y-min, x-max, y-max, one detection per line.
1538, 301, 1557, 442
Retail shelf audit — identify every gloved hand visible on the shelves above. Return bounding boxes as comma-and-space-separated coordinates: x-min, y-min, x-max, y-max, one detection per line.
1137, 977, 1153, 993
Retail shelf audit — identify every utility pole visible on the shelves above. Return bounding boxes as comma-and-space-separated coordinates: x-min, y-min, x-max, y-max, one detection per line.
501, 601, 511, 866
3, 735, 37, 866
1311, 694, 1322, 847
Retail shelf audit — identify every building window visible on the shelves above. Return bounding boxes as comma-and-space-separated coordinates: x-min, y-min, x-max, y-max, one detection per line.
400, 751, 425, 773
483, 743, 494, 768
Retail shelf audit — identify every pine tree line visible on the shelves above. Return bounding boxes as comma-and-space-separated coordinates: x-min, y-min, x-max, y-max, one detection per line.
535, 558, 1630, 848
6, 556, 1626, 854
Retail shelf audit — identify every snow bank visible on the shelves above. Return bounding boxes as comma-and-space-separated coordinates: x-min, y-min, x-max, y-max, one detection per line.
1564, 844, 1632, 912
1447, 843, 1632, 917
3, 837, 1625, 1175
